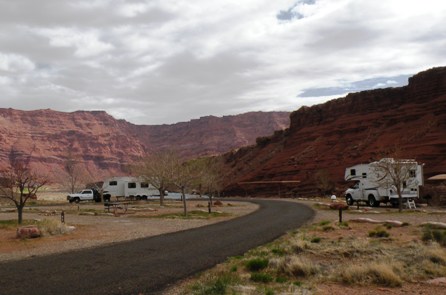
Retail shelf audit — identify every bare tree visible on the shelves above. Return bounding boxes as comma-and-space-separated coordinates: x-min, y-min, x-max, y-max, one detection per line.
190, 157, 224, 212
314, 169, 335, 196
371, 158, 419, 212
170, 156, 202, 216
0, 151, 48, 224
60, 149, 88, 193
133, 150, 178, 207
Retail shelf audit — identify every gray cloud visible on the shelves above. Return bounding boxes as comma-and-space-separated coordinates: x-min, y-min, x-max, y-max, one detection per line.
0, 0, 445, 124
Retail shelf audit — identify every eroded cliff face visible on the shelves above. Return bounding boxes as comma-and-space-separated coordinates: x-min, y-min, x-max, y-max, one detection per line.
0, 109, 289, 181
223, 67, 446, 196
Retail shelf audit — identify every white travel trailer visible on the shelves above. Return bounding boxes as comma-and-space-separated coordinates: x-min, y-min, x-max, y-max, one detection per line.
344, 158, 424, 207
102, 176, 158, 201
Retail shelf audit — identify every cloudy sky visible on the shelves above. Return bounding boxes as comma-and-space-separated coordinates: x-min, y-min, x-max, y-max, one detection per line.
0, 0, 445, 125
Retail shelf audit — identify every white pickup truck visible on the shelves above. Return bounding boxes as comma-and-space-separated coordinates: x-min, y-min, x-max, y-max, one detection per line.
67, 189, 101, 203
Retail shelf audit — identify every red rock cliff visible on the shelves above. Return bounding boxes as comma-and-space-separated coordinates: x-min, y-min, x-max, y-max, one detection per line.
0, 110, 289, 181
222, 67, 446, 196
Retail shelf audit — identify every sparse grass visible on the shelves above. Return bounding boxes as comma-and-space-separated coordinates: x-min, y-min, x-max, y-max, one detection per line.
0, 219, 71, 236
178, 203, 446, 294
340, 262, 403, 287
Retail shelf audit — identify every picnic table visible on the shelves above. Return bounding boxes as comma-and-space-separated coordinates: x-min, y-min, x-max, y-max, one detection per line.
104, 202, 129, 214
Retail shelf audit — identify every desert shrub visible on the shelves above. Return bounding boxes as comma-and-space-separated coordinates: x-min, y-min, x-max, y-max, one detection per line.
425, 246, 446, 265
311, 237, 321, 243
338, 221, 349, 228
190, 273, 239, 295
291, 237, 310, 253
318, 220, 331, 226
279, 256, 319, 278
271, 247, 287, 256
422, 227, 446, 246
368, 227, 390, 238
246, 258, 269, 272
322, 225, 335, 232
37, 219, 71, 236
340, 262, 402, 287
275, 276, 288, 283
250, 272, 273, 283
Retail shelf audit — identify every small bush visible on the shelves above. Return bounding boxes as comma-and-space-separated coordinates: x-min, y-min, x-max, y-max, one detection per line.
322, 225, 335, 232
422, 227, 446, 246
190, 273, 239, 295
275, 276, 288, 283
338, 221, 349, 228
368, 227, 390, 238
250, 272, 273, 283
246, 258, 269, 272
318, 220, 331, 226
311, 237, 321, 243
271, 248, 287, 256
279, 256, 319, 278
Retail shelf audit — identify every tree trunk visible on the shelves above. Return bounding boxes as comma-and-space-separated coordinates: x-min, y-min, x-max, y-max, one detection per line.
181, 186, 187, 216
159, 189, 165, 207
17, 205, 24, 224
398, 191, 403, 213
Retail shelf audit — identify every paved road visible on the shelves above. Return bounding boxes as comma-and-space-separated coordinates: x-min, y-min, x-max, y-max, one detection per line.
0, 199, 314, 295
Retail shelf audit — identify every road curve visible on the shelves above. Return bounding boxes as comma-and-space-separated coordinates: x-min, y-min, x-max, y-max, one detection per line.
0, 199, 314, 295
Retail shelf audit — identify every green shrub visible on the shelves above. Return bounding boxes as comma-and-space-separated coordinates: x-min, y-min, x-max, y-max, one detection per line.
246, 258, 269, 272
250, 272, 273, 283
275, 276, 288, 283
368, 227, 390, 238
322, 225, 335, 232
311, 237, 321, 243
318, 220, 331, 226
191, 273, 239, 295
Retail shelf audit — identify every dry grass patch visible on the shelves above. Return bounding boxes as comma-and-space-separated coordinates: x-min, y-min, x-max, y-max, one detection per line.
340, 262, 403, 287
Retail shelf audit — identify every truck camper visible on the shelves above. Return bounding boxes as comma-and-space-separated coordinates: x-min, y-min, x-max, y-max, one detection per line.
344, 158, 423, 207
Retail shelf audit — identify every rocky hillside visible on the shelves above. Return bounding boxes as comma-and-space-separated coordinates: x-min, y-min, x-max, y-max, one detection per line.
222, 67, 446, 197
0, 109, 289, 180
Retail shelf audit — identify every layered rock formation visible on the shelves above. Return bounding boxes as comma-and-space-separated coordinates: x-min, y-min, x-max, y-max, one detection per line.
0, 109, 289, 180
222, 67, 446, 196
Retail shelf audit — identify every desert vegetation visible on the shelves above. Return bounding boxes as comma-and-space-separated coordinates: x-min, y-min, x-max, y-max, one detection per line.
178, 206, 446, 295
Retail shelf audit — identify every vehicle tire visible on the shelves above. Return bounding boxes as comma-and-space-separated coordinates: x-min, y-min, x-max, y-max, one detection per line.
346, 195, 354, 206
142, 195, 148, 200
368, 195, 379, 207
74, 197, 80, 203
391, 200, 399, 208
136, 195, 141, 200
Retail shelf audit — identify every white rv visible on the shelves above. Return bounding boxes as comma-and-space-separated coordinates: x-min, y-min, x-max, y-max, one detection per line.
102, 176, 158, 201
344, 158, 423, 207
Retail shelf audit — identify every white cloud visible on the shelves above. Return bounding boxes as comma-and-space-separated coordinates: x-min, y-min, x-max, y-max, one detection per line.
35, 27, 114, 58
0, 0, 445, 124
0, 53, 35, 72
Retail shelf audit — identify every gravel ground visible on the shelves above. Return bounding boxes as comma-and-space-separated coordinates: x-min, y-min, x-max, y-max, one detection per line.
0, 199, 258, 262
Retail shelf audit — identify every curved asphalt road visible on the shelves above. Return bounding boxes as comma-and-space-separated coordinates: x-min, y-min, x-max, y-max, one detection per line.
0, 199, 314, 295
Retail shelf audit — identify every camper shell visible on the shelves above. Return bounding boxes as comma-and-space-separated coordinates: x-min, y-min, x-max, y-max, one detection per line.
344, 158, 424, 207
102, 176, 158, 201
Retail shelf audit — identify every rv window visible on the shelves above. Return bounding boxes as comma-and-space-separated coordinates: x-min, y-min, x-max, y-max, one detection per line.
362, 173, 367, 178
109, 181, 117, 186
141, 182, 149, 188
350, 169, 356, 176
128, 182, 136, 189
409, 170, 416, 178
